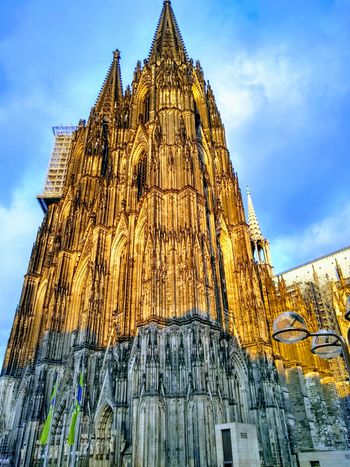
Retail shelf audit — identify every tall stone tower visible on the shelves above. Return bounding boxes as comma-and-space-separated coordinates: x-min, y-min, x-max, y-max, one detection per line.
0, 2, 348, 466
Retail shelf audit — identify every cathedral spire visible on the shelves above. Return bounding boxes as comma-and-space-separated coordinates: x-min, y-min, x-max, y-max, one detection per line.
149, 0, 188, 64
247, 187, 272, 267
94, 49, 123, 116
247, 187, 264, 242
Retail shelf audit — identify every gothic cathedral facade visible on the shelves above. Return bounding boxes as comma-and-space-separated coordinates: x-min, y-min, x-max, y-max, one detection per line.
0, 2, 349, 466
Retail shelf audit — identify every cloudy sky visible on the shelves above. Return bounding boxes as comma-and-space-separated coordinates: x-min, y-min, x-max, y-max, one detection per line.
0, 0, 349, 364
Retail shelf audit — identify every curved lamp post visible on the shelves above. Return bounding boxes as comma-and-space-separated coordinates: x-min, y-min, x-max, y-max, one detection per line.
272, 307, 350, 377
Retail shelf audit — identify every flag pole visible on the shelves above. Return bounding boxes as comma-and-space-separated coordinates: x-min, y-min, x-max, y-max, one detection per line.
69, 410, 81, 467
41, 379, 58, 467
43, 433, 50, 467
68, 369, 84, 467
57, 410, 67, 467
102, 314, 118, 370
43, 418, 54, 467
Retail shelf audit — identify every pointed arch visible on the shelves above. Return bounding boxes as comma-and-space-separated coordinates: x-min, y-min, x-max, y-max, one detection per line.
229, 347, 250, 423
192, 74, 206, 110
28, 279, 48, 360
110, 230, 128, 336
10, 378, 29, 435
134, 70, 152, 126
94, 402, 114, 463
140, 230, 154, 320
129, 134, 150, 206
219, 220, 237, 330
68, 255, 90, 332
47, 391, 71, 464
134, 71, 152, 102
201, 139, 215, 188
130, 133, 149, 169
135, 153, 148, 200
133, 205, 148, 324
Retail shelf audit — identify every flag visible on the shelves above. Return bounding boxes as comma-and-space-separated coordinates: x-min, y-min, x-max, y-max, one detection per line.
39, 383, 57, 446
67, 372, 83, 446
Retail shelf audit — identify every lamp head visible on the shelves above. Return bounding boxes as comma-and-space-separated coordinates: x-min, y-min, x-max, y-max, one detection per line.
272, 311, 309, 344
345, 296, 350, 321
311, 330, 342, 359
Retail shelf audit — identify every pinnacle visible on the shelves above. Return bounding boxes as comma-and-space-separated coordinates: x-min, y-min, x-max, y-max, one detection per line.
247, 187, 264, 242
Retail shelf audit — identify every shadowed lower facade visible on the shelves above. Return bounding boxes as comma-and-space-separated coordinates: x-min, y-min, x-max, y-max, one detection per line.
0, 1, 349, 466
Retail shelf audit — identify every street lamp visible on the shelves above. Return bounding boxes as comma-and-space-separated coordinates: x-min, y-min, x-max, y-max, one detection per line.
345, 296, 350, 321
311, 330, 342, 359
273, 311, 309, 344
272, 309, 350, 377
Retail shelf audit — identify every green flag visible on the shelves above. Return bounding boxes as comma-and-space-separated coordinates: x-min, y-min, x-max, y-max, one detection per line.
39, 383, 57, 446
67, 372, 83, 446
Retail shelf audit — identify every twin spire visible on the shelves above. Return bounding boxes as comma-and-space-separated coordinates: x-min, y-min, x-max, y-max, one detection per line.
94, 1, 187, 115
92, 4, 272, 270
94, 49, 123, 116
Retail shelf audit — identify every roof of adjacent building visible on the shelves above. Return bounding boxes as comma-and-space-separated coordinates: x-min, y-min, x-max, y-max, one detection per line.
276, 245, 350, 285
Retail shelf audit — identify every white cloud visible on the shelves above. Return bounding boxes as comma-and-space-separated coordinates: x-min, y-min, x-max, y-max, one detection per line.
208, 46, 311, 130
272, 201, 350, 273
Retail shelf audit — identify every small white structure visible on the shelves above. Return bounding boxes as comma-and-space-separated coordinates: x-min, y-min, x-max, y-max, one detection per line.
298, 450, 350, 467
215, 422, 260, 467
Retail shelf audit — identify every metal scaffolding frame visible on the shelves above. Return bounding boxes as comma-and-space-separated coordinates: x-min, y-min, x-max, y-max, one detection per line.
37, 126, 77, 212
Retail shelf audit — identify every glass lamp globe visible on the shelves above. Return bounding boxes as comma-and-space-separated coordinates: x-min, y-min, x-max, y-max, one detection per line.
345, 296, 350, 321
311, 330, 342, 359
272, 311, 309, 344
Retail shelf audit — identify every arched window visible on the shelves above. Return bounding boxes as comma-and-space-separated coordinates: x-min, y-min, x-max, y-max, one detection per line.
144, 92, 151, 123
257, 244, 266, 263
194, 101, 201, 134
136, 154, 147, 200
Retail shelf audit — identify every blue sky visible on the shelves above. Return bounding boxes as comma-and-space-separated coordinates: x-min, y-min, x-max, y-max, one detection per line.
1, 0, 350, 364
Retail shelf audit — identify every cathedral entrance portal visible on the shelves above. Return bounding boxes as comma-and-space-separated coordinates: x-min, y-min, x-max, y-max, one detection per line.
94, 404, 114, 466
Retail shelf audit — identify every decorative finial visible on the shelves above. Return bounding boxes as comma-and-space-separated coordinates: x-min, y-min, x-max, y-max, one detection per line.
246, 185, 250, 195
113, 49, 121, 60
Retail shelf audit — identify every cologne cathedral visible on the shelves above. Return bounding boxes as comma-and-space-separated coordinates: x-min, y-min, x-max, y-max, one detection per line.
0, 2, 349, 466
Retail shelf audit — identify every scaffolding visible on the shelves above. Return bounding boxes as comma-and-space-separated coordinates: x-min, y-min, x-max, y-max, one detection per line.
37, 126, 77, 212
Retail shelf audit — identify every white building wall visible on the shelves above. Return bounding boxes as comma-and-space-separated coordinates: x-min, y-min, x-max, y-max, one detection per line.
276, 247, 350, 286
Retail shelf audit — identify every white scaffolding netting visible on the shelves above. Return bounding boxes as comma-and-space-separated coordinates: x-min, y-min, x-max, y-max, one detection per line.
40, 126, 77, 199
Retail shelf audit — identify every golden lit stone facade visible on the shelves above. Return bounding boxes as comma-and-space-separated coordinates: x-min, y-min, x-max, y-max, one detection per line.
0, 2, 349, 466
